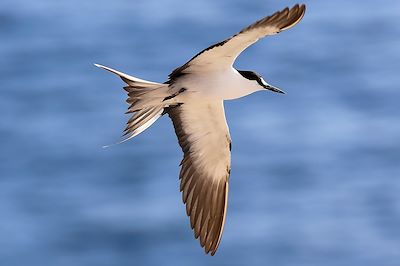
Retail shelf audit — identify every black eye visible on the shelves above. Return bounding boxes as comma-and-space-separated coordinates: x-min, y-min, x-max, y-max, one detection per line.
238, 70, 264, 86
238, 70, 259, 80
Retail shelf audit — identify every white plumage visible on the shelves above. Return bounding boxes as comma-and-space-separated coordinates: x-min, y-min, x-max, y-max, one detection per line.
96, 4, 306, 255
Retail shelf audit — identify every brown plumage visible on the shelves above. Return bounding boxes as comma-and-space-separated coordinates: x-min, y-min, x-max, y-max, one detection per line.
168, 101, 230, 255
165, 4, 306, 255
169, 4, 306, 82
96, 3, 306, 255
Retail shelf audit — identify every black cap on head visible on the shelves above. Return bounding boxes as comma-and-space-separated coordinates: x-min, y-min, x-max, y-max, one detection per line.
238, 70, 285, 94
238, 70, 264, 85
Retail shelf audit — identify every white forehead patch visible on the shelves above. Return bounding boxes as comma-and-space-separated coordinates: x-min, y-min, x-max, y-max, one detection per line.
260, 77, 268, 86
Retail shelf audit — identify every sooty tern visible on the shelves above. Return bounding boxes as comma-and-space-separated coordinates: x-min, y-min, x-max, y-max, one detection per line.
95, 4, 306, 255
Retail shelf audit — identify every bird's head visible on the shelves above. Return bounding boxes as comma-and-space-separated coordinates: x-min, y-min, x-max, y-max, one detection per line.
238, 70, 285, 94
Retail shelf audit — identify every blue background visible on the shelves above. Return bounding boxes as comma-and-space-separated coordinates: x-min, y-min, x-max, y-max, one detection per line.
1, 0, 400, 265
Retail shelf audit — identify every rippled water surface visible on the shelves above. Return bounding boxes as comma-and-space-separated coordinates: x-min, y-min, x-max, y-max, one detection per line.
1, 0, 400, 265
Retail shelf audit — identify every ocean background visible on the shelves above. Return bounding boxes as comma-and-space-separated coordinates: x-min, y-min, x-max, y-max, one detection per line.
1, 0, 399, 265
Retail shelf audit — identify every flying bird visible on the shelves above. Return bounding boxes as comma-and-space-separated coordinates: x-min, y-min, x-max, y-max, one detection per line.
95, 4, 306, 255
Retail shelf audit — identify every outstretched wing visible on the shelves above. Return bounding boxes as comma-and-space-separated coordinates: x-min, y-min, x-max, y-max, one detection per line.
167, 100, 231, 255
169, 4, 306, 80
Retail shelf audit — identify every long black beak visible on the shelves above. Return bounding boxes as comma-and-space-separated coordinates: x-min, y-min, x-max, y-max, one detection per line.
264, 84, 285, 94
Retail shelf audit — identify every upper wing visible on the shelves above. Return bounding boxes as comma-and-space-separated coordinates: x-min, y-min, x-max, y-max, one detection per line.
169, 4, 306, 80
167, 100, 231, 255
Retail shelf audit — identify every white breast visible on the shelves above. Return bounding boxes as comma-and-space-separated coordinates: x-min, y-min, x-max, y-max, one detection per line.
175, 68, 262, 101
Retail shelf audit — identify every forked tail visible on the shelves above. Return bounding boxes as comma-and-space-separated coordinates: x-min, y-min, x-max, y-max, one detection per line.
95, 64, 170, 145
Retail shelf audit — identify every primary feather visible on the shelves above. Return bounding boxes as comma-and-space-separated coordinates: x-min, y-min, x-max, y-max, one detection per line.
96, 4, 306, 255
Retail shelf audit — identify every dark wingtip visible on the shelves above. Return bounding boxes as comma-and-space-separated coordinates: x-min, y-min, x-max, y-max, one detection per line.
203, 247, 217, 256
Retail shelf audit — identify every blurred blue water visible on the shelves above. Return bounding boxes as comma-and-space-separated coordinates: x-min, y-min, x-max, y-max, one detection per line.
1, 0, 400, 265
